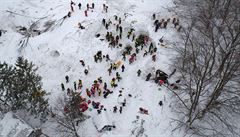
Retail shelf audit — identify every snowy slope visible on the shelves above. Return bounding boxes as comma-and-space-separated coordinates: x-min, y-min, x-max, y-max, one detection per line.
0, 0, 183, 136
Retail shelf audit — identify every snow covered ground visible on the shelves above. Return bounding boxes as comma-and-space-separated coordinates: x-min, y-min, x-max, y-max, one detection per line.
0, 0, 183, 136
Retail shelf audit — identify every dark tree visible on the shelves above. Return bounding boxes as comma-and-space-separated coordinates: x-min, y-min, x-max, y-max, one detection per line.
171, 0, 240, 136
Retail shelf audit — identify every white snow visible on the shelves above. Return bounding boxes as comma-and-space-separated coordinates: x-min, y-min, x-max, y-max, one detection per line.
0, 0, 183, 136
0, 112, 33, 137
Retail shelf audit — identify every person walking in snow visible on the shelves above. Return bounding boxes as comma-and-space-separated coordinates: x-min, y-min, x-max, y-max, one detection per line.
146, 73, 152, 81
110, 78, 117, 88
74, 82, 77, 90
159, 101, 163, 106
105, 6, 108, 13
61, 83, 65, 91
121, 65, 125, 72
67, 11, 71, 17
163, 21, 168, 28
122, 98, 126, 107
135, 47, 139, 54
113, 63, 117, 70
91, 86, 95, 97
113, 106, 117, 113
65, 75, 69, 83
94, 55, 98, 63
106, 54, 110, 62
137, 69, 141, 77
78, 3, 81, 9
104, 82, 107, 90
116, 72, 122, 82
152, 13, 156, 20
132, 33, 135, 42
92, 3, 95, 9
143, 50, 148, 57
67, 88, 71, 95
154, 20, 159, 26
152, 54, 156, 62
86, 88, 91, 97
114, 15, 118, 21
84, 10, 88, 17
98, 89, 102, 96
129, 56, 134, 64
103, 4, 106, 11
79, 60, 85, 66
102, 18, 106, 26
71, 5, 74, 12
149, 43, 153, 52
70, 1, 75, 6
84, 68, 88, 75
98, 77, 103, 84
116, 24, 119, 31
119, 17, 122, 24
87, 3, 90, 10
116, 35, 119, 45
122, 52, 126, 61
155, 22, 160, 32
103, 90, 112, 98
108, 67, 112, 76
119, 106, 123, 114
119, 26, 123, 34
78, 79, 82, 89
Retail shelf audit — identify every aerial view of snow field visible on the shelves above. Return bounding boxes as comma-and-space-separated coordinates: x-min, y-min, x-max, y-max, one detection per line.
0, 0, 239, 137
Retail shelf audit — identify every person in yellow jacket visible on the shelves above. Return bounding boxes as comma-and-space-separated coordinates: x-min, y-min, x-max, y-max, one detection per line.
98, 89, 102, 96
110, 78, 117, 88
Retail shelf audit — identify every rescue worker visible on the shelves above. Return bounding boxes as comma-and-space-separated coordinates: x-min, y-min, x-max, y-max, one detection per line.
78, 3, 81, 9
74, 82, 77, 90
108, 67, 112, 76
84, 10, 88, 17
152, 13, 156, 20
102, 19, 106, 27
86, 88, 91, 97
116, 72, 122, 82
137, 69, 141, 77
110, 78, 117, 88
61, 83, 65, 91
152, 54, 156, 62
121, 65, 125, 72
113, 106, 117, 113
98, 89, 102, 96
84, 69, 89, 75
119, 106, 123, 114
78, 79, 82, 89
106, 54, 110, 62
98, 77, 103, 84
159, 101, 163, 106
79, 60, 85, 66
104, 82, 107, 90
65, 75, 69, 83
146, 73, 152, 81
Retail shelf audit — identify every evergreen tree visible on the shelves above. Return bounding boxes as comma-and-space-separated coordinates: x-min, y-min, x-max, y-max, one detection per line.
0, 62, 15, 109
14, 57, 49, 117
0, 57, 49, 118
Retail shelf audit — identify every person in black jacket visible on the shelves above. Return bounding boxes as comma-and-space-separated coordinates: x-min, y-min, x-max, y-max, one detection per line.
146, 73, 152, 81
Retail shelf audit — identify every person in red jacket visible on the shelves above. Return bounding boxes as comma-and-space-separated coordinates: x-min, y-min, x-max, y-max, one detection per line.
79, 102, 88, 112
91, 86, 95, 97
159, 79, 164, 86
